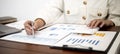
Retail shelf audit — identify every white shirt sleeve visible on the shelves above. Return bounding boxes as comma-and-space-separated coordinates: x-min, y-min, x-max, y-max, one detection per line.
108, 0, 120, 26
35, 0, 64, 25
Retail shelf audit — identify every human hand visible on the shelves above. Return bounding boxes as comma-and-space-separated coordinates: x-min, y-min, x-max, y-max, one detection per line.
87, 19, 115, 28
24, 20, 37, 35
24, 18, 45, 35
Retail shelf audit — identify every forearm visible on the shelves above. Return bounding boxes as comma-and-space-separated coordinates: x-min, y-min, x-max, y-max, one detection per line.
109, 18, 120, 26
34, 18, 46, 30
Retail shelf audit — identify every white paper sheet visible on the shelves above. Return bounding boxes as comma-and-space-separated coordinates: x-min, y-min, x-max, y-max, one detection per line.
1, 29, 70, 46
53, 31, 116, 51
6, 20, 26, 30
1, 24, 99, 46
43, 24, 99, 34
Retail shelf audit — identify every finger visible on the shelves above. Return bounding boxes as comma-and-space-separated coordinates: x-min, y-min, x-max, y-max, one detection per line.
87, 22, 91, 27
24, 21, 33, 35
89, 20, 97, 28
25, 27, 32, 35
24, 21, 32, 29
87, 21, 93, 27
99, 22, 105, 28
93, 21, 101, 28
24, 25, 32, 34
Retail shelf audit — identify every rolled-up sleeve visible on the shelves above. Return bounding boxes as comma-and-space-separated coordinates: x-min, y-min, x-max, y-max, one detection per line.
35, 0, 64, 25
108, 0, 120, 26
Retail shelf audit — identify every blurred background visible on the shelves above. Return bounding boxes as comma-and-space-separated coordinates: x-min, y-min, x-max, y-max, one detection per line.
0, 0, 48, 20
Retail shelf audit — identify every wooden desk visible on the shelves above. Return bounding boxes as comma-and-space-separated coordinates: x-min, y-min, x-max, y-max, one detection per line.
0, 26, 120, 54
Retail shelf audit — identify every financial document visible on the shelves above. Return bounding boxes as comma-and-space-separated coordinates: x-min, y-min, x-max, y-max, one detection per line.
1, 24, 99, 46
53, 31, 116, 51
1, 30, 70, 46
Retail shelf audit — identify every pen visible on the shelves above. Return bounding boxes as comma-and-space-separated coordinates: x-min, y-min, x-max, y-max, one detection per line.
73, 33, 92, 36
31, 22, 35, 38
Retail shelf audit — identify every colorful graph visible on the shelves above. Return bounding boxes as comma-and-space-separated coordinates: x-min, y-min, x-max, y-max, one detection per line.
94, 32, 105, 37
66, 38, 100, 45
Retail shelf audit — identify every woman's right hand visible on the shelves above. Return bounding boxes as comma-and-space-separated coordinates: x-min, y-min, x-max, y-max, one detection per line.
24, 20, 35, 35
24, 18, 45, 35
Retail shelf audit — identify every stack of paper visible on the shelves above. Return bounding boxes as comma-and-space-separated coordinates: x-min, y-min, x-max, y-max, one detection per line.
6, 20, 26, 30
1, 24, 116, 52
52, 31, 116, 51
1, 24, 99, 45
43, 24, 99, 34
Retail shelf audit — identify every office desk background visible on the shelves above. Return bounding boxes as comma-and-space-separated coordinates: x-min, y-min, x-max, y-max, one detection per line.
0, 26, 120, 54
0, 0, 49, 21
0, 1, 119, 54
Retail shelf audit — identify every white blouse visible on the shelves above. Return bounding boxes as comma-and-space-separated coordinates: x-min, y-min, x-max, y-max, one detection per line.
35, 0, 120, 26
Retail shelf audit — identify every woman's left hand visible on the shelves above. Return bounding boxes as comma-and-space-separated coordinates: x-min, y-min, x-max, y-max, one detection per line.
87, 19, 115, 28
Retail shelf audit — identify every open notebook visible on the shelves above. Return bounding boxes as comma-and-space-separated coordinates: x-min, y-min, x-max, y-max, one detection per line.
1, 24, 118, 52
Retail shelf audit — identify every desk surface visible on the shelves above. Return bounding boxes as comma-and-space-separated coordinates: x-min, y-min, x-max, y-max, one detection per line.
0, 26, 120, 54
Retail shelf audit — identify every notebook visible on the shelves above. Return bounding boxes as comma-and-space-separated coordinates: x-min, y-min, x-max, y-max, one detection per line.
0, 24, 22, 37
0, 16, 17, 24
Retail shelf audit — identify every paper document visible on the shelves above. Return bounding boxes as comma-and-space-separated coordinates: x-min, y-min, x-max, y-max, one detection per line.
1, 24, 99, 45
0, 24, 117, 52
53, 31, 116, 51
43, 24, 99, 34
6, 20, 26, 30
1, 29, 70, 46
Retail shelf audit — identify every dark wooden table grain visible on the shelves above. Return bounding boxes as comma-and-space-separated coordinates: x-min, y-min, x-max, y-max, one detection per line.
0, 26, 120, 54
